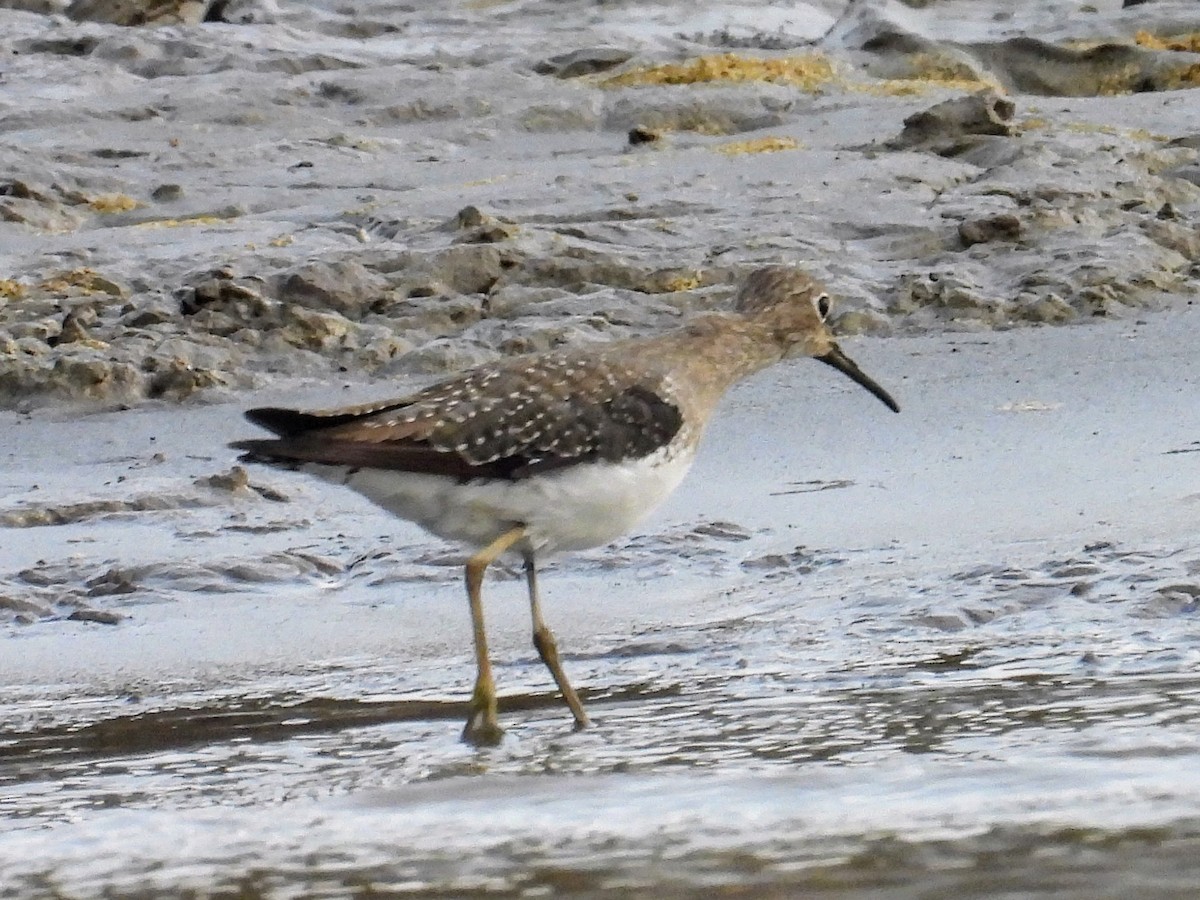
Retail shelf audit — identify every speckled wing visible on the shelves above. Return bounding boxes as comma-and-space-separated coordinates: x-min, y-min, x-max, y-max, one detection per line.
232, 353, 684, 480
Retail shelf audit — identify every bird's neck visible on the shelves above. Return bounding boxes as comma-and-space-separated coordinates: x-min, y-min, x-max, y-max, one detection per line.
651, 313, 786, 414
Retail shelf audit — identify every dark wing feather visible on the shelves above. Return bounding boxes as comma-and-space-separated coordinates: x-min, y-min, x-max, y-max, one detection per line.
232, 353, 684, 481
244, 397, 419, 437
231, 438, 490, 479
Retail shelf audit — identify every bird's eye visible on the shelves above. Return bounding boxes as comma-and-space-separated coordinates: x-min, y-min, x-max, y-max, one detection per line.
815, 292, 832, 320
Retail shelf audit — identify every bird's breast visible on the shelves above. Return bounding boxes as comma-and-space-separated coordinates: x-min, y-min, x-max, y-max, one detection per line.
335, 443, 697, 555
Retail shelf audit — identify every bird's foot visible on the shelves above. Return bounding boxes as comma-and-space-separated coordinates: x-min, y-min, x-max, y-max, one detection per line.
461, 711, 504, 746
462, 681, 504, 747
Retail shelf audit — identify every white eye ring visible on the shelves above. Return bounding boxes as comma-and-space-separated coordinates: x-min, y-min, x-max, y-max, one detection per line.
814, 292, 831, 320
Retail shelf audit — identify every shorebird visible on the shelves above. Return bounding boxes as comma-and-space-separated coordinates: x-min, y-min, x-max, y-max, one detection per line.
232, 266, 899, 745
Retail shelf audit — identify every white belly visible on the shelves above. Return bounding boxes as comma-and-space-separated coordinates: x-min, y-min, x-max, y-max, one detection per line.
303, 446, 695, 556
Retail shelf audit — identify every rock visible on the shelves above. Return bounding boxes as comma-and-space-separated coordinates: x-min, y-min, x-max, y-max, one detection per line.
196, 466, 251, 493
447, 206, 518, 244
0, 179, 49, 202
0, 196, 86, 232
120, 297, 176, 329
275, 306, 354, 352
393, 337, 499, 376
967, 36, 1180, 97
275, 260, 390, 319
151, 183, 184, 202
605, 91, 787, 136
9, 318, 61, 343
534, 48, 634, 79
180, 272, 266, 317
67, 609, 123, 625
211, 0, 278, 24
452, 206, 489, 229
144, 358, 224, 400
628, 126, 663, 146
56, 311, 97, 345
0, 1, 64, 13
66, 0, 276, 25
67, 0, 210, 25
85, 568, 139, 597
889, 90, 1016, 155
503, 255, 710, 295
959, 214, 1022, 247
484, 285, 575, 318
1142, 219, 1200, 260
397, 245, 505, 297
350, 331, 416, 370
46, 356, 142, 403
1018, 293, 1077, 324
0, 593, 51, 624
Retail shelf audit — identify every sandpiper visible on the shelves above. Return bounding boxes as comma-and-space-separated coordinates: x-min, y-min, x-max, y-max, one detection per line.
232, 266, 899, 745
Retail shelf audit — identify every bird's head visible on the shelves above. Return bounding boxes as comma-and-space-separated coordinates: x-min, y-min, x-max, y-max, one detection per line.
734, 266, 900, 413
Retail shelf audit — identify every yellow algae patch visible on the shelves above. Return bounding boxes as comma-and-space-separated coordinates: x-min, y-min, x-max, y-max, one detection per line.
134, 215, 228, 229
0, 279, 26, 300
859, 55, 1000, 96
270, 234, 295, 247
1057, 35, 1200, 93
1063, 121, 1167, 141
603, 50, 1001, 99
463, 176, 510, 187
342, 201, 380, 218
1134, 31, 1200, 53
857, 78, 984, 97
1160, 62, 1200, 90
715, 136, 800, 155
321, 134, 384, 152
1097, 64, 1147, 96
656, 113, 735, 136
88, 193, 140, 213
657, 272, 703, 293
603, 53, 838, 92
909, 54, 992, 84
38, 268, 125, 297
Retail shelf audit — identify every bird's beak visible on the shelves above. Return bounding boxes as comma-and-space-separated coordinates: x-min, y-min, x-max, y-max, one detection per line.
816, 344, 900, 413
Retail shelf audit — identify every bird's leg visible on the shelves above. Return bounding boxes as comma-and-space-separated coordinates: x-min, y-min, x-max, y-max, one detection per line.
462, 525, 527, 746
524, 553, 590, 731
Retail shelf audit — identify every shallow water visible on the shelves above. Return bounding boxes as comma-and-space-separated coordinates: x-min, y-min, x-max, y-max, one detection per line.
5, 307, 1200, 899
5, 550, 1200, 896
5, 454, 1200, 896
4, 311, 1200, 894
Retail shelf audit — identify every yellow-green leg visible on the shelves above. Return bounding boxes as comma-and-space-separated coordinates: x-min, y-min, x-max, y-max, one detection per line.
524, 553, 590, 731
462, 525, 527, 746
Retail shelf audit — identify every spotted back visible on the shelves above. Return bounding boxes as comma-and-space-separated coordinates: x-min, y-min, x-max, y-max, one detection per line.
234, 352, 684, 480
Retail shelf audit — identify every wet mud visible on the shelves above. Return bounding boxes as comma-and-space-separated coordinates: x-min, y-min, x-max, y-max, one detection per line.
5, 524, 1200, 895
4, 312, 1200, 895
3, 1, 1200, 408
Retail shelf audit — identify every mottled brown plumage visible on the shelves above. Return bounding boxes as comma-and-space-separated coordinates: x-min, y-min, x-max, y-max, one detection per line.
237, 354, 684, 480
232, 265, 899, 746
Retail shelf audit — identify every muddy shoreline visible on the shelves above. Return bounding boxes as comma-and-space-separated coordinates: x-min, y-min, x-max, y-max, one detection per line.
3, 1, 1200, 411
